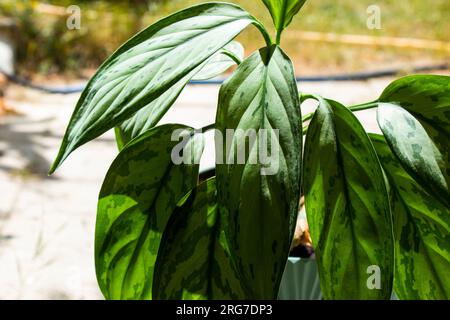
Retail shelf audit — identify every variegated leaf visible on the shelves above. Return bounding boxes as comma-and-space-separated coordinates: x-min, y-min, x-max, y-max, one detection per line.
371, 134, 450, 299
215, 45, 302, 299
114, 72, 197, 150
95, 124, 204, 299
378, 75, 450, 207
303, 97, 393, 299
153, 178, 247, 299
50, 3, 257, 173
115, 41, 244, 149
193, 41, 244, 81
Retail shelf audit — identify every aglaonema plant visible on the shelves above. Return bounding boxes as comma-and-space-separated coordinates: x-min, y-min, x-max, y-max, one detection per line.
49, 1, 450, 300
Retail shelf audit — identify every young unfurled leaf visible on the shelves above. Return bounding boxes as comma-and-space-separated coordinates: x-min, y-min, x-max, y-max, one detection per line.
377, 75, 450, 207
115, 41, 245, 149
262, 0, 307, 33
215, 45, 302, 299
49, 3, 258, 173
371, 134, 450, 300
95, 124, 204, 300
153, 178, 247, 300
303, 97, 393, 299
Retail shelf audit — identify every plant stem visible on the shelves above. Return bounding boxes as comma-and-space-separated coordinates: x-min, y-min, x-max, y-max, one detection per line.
302, 110, 317, 122
276, 32, 282, 45
299, 93, 322, 122
195, 101, 379, 137
254, 21, 273, 47
299, 93, 321, 103
222, 49, 242, 65
347, 101, 379, 112
300, 94, 379, 122
276, 0, 287, 45
302, 124, 309, 135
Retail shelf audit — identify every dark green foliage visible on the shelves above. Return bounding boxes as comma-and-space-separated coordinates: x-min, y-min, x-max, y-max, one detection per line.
50, 1, 449, 300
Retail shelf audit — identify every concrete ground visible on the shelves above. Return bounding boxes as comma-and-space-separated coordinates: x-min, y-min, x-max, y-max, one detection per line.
0, 78, 393, 299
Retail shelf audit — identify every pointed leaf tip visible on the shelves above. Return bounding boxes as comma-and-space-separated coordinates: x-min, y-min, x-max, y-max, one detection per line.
51, 3, 255, 170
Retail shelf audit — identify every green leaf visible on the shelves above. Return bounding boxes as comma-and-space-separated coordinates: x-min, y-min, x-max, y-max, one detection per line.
377, 103, 449, 207
303, 97, 393, 299
153, 178, 247, 300
193, 41, 244, 81
370, 134, 450, 300
379, 75, 450, 135
215, 45, 302, 299
114, 72, 196, 150
377, 75, 450, 207
115, 41, 244, 149
49, 3, 257, 173
262, 0, 306, 32
95, 124, 204, 300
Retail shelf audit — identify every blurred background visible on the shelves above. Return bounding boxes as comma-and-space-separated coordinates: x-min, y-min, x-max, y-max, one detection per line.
1, 0, 449, 76
0, 0, 449, 299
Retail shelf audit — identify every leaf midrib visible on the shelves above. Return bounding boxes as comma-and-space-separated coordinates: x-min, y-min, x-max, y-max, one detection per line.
317, 102, 386, 297
51, 5, 255, 173
329, 107, 361, 297
392, 184, 448, 297
119, 156, 176, 299
277, 0, 288, 32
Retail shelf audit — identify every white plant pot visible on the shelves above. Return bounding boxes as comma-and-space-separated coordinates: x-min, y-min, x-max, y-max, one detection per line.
278, 257, 322, 300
